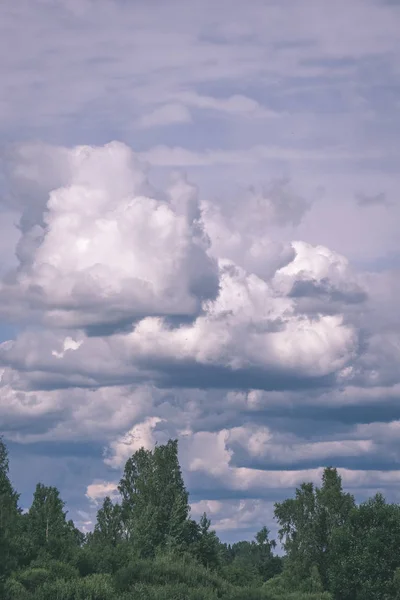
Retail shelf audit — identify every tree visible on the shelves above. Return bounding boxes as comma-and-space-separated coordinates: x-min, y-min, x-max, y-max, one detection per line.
93, 496, 123, 547
255, 526, 282, 581
274, 467, 354, 591
314, 467, 355, 587
190, 512, 221, 568
275, 481, 318, 588
26, 483, 80, 562
118, 439, 192, 556
329, 493, 400, 600
0, 437, 21, 585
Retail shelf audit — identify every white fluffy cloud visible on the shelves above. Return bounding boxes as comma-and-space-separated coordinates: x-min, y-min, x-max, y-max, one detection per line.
175, 426, 400, 495
1, 139, 398, 541
0, 258, 356, 386
116, 258, 357, 379
0, 144, 361, 391
86, 481, 119, 505
1, 0, 400, 545
190, 498, 276, 534
201, 181, 305, 282
1, 142, 218, 329
104, 416, 164, 469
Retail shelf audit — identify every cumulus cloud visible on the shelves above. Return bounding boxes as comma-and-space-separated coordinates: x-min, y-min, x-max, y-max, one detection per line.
0, 139, 398, 542
274, 241, 367, 310
104, 416, 165, 468
226, 423, 375, 464
1, 142, 219, 330
86, 481, 119, 505
0, 364, 158, 443
0, 145, 362, 395
201, 180, 308, 282
129, 258, 355, 380
176, 426, 400, 495
0, 258, 355, 390
190, 498, 276, 534
1, 0, 400, 546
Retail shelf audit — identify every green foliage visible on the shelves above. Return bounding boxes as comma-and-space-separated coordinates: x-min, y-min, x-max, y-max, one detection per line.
219, 526, 282, 585
93, 496, 124, 547
274, 467, 354, 591
29, 573, 115, 600
5, 436, 400, 600
263, 574, 332, 600
0, 437, 21, 584
30, 558, 79, 580
114, 552, 229, 593
80, 536, 134, 575
25, 483, 82, 563
16, 567, 51, 592
189, 512, 221, 568
3, 577, 30, 600
328, 493, 400, 599
118, 439, 192, 556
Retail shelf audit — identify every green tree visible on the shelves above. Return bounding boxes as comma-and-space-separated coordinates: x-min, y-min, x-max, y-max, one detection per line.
118, 439, 192, 556
26, 483, 80, 562
255, 526, 282, 581
275, 481, 318, 588
0, 437, 21, 585
315, 467, 354, 587
274, 467, 354, 591
329, 493, 400, 600
93, 496, 124, 547
190, 512, 221, 568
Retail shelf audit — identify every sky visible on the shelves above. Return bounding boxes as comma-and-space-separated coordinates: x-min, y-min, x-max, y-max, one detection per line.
0, 0, 400, 544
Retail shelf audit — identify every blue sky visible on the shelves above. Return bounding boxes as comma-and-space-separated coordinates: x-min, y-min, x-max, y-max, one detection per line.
0, 0, 400, 544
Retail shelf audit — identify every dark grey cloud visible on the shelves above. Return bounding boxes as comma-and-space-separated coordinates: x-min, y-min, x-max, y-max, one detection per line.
355, 191, 392, 207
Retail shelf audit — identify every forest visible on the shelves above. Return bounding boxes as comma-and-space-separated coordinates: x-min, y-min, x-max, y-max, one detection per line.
1, 436, 400, 600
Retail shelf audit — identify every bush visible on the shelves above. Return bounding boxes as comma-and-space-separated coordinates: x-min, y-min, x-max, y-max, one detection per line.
220, 562, 263, 587
30, 573, 115, 600
17, 567, 51, 592
3, 578, 30, 600
114, 552, 230, 594
31, 558, 79, 580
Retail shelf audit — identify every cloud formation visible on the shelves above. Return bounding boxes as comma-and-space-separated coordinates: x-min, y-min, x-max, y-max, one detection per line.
1, 0, 400, 544
1, 141, 398, 542
1, 142, 219, 331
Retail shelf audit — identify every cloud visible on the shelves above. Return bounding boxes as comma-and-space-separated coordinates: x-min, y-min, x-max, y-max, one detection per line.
0, 261, 359, 394
1, 0, 399, 143
140, 144, 378, 167
104, 416, 165, 468
0, 142, 219, 331
0, 366, 158, 443
164, 91, 279, 119
0, 144, 364, 398
274, 241, 368, 312
136, 103, 192, 129
1, 0, 400, 544
0, 211, 19, 274
117, 262, 357, 380
178, 426, 400, 496
190, 498, 276, 535
86, 481, 119, 505
355, 191, 392, 208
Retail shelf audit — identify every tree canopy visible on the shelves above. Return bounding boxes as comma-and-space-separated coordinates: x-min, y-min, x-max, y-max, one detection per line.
1, 435, 400, 599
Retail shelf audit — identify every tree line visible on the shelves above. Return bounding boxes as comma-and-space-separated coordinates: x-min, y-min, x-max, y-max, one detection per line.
1, 436, 400, 599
